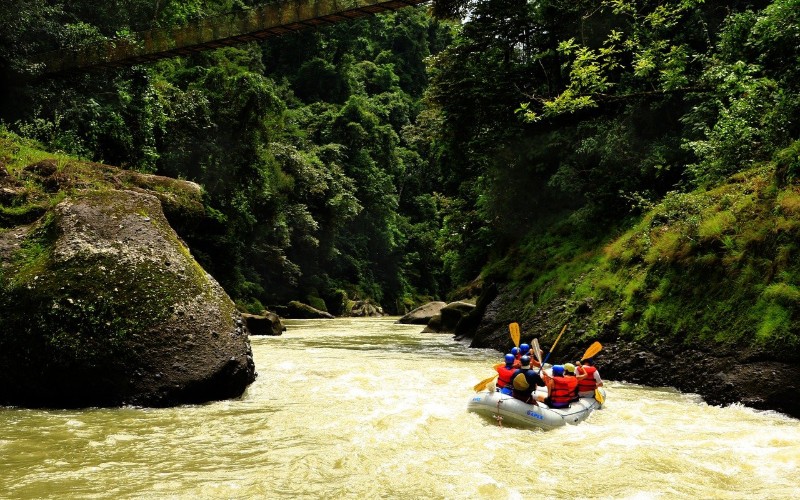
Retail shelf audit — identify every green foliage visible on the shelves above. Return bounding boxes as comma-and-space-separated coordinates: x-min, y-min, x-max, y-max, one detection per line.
4, 0, 799, 346
1, 3, 454, 314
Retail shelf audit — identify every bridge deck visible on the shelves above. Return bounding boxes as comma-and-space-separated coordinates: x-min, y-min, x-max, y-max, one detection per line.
29, 0, 429, 75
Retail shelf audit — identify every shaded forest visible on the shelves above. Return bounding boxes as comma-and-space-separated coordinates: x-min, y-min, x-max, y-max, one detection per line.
1, 0, 798, 349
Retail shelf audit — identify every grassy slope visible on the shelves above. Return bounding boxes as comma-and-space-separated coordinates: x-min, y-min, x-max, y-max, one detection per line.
494, 162, 800, 360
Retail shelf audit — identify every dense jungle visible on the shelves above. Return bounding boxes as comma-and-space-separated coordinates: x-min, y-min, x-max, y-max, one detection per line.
1, 0, 799, 414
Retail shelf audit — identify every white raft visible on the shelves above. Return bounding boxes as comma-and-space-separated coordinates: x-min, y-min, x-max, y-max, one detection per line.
467, 388, 606, 430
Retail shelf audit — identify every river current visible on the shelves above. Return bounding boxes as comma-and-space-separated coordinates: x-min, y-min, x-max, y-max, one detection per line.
1, 317, 798, 499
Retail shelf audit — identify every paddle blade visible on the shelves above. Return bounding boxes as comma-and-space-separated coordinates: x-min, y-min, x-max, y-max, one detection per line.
509, 322, 521, 347
473, 374, 498, 392
595, 388, 605, 405
581, 341, 603, 361
532, 338, 542, 363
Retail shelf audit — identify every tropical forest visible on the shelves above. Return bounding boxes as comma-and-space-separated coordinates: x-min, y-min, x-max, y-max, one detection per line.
0, 0, 799, 495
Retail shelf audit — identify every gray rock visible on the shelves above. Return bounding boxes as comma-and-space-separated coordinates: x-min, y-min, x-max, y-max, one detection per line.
397, 301, 447, 324
0, 189, 256, 408
242, 311, 285, 336
281, 300, 334, 319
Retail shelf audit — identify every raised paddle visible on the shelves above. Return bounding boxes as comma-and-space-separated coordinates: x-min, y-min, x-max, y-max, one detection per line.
537, 323, 568, 375
578, 341, 604, 403
509, 322, 521, 348
581, 341, 602, 361
532, 338, 542, 364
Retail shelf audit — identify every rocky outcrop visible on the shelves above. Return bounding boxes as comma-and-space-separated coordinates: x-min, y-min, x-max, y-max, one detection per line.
397, 301, 446, 324
242, 311, 285, 336
422, 300, 476, 333
349, 299, 385, 317
597, 341, 800, 419
0, 189, 256, 408
466, 285, 800, 419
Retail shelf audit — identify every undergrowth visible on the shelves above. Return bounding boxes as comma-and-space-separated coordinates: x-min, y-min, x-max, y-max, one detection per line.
499, 161, 800, 357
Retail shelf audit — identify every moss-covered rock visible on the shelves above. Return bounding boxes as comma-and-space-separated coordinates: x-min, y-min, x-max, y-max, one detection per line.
278, 300, 334, 319
0, 189, 255, 408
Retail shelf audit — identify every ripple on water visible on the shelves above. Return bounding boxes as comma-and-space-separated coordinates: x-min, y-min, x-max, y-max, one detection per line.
1, 319, 799, 499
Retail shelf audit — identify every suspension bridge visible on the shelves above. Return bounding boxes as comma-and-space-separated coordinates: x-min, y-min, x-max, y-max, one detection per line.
29, 0, 429, 75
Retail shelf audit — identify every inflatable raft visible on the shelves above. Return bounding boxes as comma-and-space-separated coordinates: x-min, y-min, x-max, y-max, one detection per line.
467, 388, 606, 430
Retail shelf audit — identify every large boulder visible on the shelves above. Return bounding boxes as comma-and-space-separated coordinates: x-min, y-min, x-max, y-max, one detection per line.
0, 189, 256, 408
242, 311, 285, 336
422, 301, 476, 333
397, 301, 446, 324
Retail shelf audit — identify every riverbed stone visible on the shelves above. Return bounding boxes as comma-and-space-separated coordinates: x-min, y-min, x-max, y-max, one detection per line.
243, 311, 285, 336
277, 300, 334, 319
0, 189, 256, 408
397, 301, 446, 324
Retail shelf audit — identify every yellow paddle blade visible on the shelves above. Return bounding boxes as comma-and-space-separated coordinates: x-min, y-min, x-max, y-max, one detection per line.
473, 374, 498, 392
581, 341, 603, 361
509, 322, 521, 347
595, 388, 605, 405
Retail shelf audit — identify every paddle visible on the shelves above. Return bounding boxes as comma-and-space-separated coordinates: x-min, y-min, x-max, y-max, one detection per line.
538, 323, 568, 374
532, 338, 542, 365
473, 373, 498, 392
595, 388, 605, 405
581, 341, 602, 361
473, 362, 504, 392
509, 322, 520, 348
578, 341, 603, 403
472, 323, 522, 392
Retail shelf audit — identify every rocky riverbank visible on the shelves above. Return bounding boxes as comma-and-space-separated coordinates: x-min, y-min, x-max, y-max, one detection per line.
456, 285, 800, 419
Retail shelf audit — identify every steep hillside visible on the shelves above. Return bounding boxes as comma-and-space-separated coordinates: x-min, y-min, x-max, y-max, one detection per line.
469, 150, 800, 417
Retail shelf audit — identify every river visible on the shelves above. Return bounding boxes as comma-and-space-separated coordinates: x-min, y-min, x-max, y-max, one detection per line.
1, 318, 798, 499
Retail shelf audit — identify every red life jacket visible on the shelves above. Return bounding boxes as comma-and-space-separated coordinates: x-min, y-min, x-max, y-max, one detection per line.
496, 365, 516, 388
577, 365, 598, 392
550, 376, 578, 407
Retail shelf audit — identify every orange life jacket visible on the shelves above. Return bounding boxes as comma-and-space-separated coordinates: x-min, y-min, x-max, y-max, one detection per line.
577, 365, 598, 392
550, 376, 578, 407
496, 365, 516, 388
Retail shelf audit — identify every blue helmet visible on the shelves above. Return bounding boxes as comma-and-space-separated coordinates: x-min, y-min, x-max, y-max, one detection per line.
511, 347, 520, 356
552, 365, 564, 376
520, 355, 531, 368
504, 353, 515, 366
520, 343, 530, 354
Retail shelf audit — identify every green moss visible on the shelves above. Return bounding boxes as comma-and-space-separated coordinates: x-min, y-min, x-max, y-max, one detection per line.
1, 212, 58, 284
698, 210, 737, 240
494, 162, 799, 357
761, 282, 800, 306
306, 295, 328, 312
1, 245, 207, 365
754, 303, 794, 346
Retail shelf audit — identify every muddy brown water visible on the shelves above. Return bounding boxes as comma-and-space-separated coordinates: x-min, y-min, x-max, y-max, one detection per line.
1, 318, 798, 499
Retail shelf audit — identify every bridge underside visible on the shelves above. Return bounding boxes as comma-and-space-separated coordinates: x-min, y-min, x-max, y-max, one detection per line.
29, 0, 429, 75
